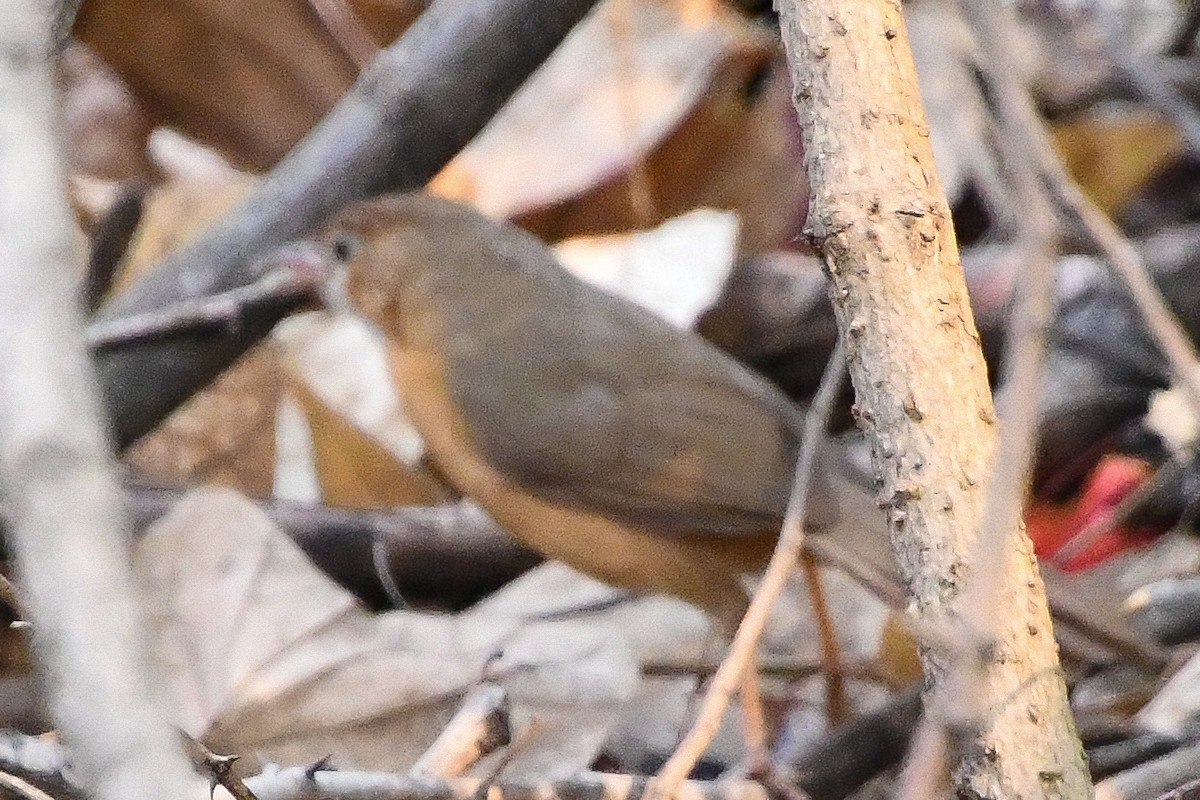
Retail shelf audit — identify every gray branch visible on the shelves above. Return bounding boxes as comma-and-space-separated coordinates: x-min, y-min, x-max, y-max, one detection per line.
93, 0, 601, 449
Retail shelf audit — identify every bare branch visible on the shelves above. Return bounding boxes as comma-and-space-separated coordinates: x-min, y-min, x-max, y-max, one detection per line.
777, 0, 1088, 795
0, 6, 197, 800
953, 0, 1064, 733
249, 768, 768, 800
120, 490, 542, 608
87, 253, 327, 349
410, 683, 510, 779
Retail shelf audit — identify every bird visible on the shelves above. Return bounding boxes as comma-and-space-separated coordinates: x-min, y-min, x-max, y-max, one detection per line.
287, 192, 843, 624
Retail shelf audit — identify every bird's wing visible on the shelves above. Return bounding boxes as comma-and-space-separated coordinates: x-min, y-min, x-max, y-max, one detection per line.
441, 269, 830, 538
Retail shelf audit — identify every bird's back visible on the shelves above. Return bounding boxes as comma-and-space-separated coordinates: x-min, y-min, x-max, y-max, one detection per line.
336, 194, 833, 539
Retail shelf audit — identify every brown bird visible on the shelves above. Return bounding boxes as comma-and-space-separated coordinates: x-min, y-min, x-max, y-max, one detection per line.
292, 193, 842, 623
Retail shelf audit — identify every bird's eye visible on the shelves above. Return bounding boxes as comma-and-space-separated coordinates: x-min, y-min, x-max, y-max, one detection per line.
332, 234, 361, 262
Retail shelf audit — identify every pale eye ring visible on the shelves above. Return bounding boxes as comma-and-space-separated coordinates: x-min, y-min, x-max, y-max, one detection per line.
332, 233, 362, 262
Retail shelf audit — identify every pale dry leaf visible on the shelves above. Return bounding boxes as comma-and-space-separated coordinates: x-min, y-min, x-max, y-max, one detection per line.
474, 557, 891, 769
434, 0, 745, 213
148, 128, 243, 184
273, 311, 454, 508
112, 174, 258, 294
125, 343, 282, 497
554, 208, 739, 329
1147, 384, 1200, 456
477, 560, 888, 675
274, 312, 426, 470
473, 562, 711, 666
273, 392, 321, 503
1136, 646, 1200, 737
135, 489, 637, 776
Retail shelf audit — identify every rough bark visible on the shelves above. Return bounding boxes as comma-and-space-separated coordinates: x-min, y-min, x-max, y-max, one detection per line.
776, 2, 1090, 797
0, 4, 198, 799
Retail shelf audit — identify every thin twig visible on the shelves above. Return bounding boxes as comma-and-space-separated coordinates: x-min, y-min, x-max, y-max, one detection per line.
956, 0, 1063, 729
466, 716, 544, 800
371, 533, 409, 609
963, 5, 1200, 420
409, 683, 510, 779
799, 550, 850, 723
738, 667, 770, 771
86, 264, 324, 349
803, 537, 907, 609
652, 338, 846, 798
180, 732, 258, 800
1068, 196, 1200, 412
82, 181, 146, 313
642, 657, 821, 682
0, 771, 56, 800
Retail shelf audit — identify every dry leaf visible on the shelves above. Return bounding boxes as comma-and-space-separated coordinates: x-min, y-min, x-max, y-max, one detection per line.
75, 0, 358, 170
1052, 110, 1183, 217
125, 344, 282, 497
553, 208, 739, 329
111, 175, 257, 296
1136, 647, 1200, 737
474, 556, 892, 768
432, 0, 805, 252
273, 312, 454, 508
136, 489, 637, 777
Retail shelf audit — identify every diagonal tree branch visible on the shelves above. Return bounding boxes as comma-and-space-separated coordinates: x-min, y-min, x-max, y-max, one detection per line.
94, 0, 602, 448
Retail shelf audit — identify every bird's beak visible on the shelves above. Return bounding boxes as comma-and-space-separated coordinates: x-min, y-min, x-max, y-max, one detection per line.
253, 240, 350, 314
